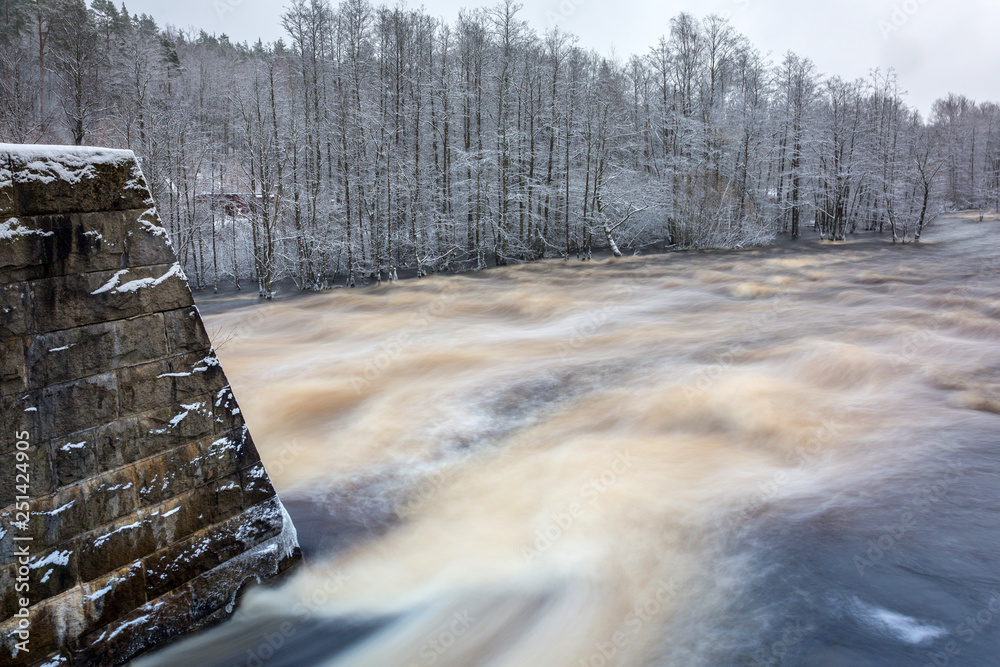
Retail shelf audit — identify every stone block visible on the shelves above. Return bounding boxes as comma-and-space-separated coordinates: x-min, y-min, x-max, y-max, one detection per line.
123, 208, 177, 268
173, 350, 229, 399
0, 507, 16, 568
212, 384, 247, 434
81, 562, 147, 636
77, 510, 157, 583
0, 216, 53, 284
32, 466, 139, 548
0, 337, 26, 397
0, 588, 86, 665
116, 351, 223, 419
83, 467, 142, 531
200, 428, 252, 484
134, 432, 241, 508
0, 282, 31, 339
34, 374, 118, 443
0, 213, 132, 285
0, 441, 54, 511
0, 563, 18, 622
134, 441, 204, 508
72, 586, 194, 667
241, 463, 278, 508
31, 264, 192, 334
0, 395, 45, 461
50, 430, 99, 488
0, 396, 14, 456
95, 398, 216, 472
116, 361, 179, 418
29, 487, 86, 551
49, 211, 130, 275
142, 499, 284, 600
163, 307, 212, 355
209, 474, 246, 525
0, 154, 13, 217
232, 426, 264, 471
149, 490, 212, 547
187, 555, 260, 622
9, 146, 151, 216
26, 545, 79, 607
27, 314, 167, 389
27, 323, 113, 391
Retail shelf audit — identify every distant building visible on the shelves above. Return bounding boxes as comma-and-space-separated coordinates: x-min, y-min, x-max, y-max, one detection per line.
194, 193, 253, 217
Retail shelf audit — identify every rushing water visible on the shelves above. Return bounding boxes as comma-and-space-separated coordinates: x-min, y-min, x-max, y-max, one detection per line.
141, 215, 1000, 667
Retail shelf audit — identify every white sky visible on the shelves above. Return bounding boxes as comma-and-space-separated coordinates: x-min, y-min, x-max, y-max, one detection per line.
125, 0, 1000, 115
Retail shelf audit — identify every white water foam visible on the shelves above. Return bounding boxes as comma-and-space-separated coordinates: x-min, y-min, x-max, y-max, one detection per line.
851, 597, 947, 645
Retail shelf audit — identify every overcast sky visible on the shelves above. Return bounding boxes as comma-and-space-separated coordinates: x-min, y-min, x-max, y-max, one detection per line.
124, 0, 1000, 115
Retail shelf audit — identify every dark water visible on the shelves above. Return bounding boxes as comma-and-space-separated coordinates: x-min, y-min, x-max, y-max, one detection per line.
140, 215, 1000, 666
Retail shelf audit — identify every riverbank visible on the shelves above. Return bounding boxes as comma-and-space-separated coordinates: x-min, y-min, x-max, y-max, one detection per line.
191, 221, 968, 317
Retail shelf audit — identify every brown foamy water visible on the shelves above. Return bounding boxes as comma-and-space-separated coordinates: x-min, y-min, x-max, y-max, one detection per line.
141, 216, 1000, 667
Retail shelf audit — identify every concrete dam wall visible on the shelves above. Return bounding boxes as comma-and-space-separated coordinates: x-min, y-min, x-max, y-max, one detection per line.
0, 145, 302, 666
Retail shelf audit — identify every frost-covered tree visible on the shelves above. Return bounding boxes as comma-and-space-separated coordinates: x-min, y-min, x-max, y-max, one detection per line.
0, 1, 985, 289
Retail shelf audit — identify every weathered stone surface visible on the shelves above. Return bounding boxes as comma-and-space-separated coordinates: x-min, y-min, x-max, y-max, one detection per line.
72, 586, 194, 667
163, 307, 212, 355
0, 336, 26, 396
95, 399, 216, 472
0, 153, 13, 216
31, 264, 192, 334
124, 208, 178, 268
77, 511, 158, 583
212, 384, 247, 434
184, 604, 233, 637
30, 466, 140, 550
0, 587, 87, 665
0, 507, 16, 568
150, 490, 212, 546
241, 463, 278, 508
8, 145, 151, 216
0, 145, 301, 666
142, 498, 285, 600
27, 314, 168, 389
50, 430, 99, 488
0, 395, 45, 462
0, 564, 18, 622
115, 361, 181, 419
172, 351, 228, 399
38, 212, 128, 277
1, 209, 176, 285
33, 374, 118, 443
187, 545, 279, 621
232, 426, 264, 471
0, 213, 121, 284
116, 350, 226, 418
0, 442, 54, 513
134, 434, 241, 508
0, 216, 59, 285
26, 546, 79, 607
0, 282, 31, 339
209, 474, 247, 525
81, 562, 147, 635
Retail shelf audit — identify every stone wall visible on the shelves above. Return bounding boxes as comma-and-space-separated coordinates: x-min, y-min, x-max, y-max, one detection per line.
0, 145, 302, 666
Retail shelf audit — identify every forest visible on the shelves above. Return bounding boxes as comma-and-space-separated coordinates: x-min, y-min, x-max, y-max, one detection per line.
2, 0, 999, 295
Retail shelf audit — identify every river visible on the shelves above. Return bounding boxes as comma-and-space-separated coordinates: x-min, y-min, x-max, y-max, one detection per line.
140, 214, 1000, 667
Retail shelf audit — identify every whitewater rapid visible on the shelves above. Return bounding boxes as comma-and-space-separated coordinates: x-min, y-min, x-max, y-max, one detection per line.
141, 215, 1000, 666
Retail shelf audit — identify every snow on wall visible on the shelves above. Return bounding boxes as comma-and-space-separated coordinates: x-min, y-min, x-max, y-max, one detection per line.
0, 143, 137, 185
0, 217, 55, 240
